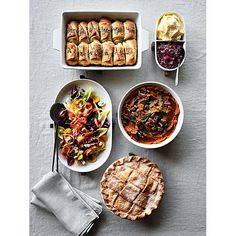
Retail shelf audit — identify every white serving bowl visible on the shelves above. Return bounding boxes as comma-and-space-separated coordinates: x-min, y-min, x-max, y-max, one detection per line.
117, 81, 184, 149
53, 10, 149, 70
155, 11, 186, 72
55, 79, 112, 172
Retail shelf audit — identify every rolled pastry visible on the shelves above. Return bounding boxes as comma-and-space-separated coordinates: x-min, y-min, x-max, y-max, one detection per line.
78, 22, 89, 43
88, 21, 100, 41
78, 42, 90, 66
89, 40, 102, 65
112, 20, 124, 44
99, 18, 112, 43
102, 41, 114, 66
123, 39, 137, 65
113, 43, 125, 66
66, 21, 79, 44
124, 20, 136, 41
66, 42, 78, 66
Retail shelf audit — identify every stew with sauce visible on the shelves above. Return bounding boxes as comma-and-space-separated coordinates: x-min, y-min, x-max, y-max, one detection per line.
121, 85, 180, 144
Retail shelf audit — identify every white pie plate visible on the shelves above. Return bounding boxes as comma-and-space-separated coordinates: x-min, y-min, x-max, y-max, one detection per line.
55, 79, 112, 172
118, 81, 184, 149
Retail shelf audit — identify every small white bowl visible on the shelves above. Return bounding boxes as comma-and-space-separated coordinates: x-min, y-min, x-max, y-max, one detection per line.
117, 81, 184, 149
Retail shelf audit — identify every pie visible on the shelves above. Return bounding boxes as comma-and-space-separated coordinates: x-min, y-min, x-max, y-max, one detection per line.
100, 155, 165, 220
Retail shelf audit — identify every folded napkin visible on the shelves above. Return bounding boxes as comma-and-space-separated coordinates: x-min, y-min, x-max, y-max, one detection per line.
31, 171, 102, 236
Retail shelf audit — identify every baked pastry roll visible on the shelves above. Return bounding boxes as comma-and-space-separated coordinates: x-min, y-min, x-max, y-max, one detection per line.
123, 39, 137, 65
112, 20, 124, 44
89, 40, 102, 65
66, 42, 78, 66
102, 41, 114, 66
78, 22, 89, 43
113, 43, 125, 66
66, 21, 79, 44
99, 18, 112, 43
124, 20, 136, 41
88, 21, 100, 41
78, 42, 90, 66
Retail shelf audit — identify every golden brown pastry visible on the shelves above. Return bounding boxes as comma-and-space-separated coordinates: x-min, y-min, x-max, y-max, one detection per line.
102, 41, 114, 66
78, 22, 89, 43
124, 20, 136, 41
78, 42, 90, 66
88, 21, 100, 41
66, 42, 78, 66
123, 39, 137, 66
100, 156, 165, 220
99, 18, 112, 43
66, 21, 79, 44
113, 43, 125, 66
89, 40, 102, 65
112, 20, 124, 44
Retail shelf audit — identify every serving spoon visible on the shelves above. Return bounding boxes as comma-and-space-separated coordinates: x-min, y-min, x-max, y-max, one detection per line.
175, 63, 180, 86
50, 103, 67, 172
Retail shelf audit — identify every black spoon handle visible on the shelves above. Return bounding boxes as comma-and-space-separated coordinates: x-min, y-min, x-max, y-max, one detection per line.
56, 125, 59, 172
51, 123, 58, 172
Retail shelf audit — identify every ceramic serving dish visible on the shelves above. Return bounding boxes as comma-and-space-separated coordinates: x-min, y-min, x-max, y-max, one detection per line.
55, 79, 112, 172
53, 10, 149, 70
117, 81, 184, 149
154, 11, 186, 72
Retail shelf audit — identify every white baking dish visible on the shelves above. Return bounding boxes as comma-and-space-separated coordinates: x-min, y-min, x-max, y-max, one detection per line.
53, 10, 149, 70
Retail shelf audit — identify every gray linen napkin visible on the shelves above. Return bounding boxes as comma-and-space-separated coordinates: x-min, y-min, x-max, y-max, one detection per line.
31, 171, 102, 236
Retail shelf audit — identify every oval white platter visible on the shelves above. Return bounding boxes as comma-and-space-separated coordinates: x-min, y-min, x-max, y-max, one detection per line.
55, 79, 112, 172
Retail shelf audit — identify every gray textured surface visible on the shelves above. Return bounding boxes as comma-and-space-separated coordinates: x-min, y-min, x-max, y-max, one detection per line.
30, 0, 206, 235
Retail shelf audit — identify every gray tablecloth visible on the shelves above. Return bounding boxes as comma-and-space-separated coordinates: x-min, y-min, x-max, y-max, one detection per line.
30, 0, 206, 235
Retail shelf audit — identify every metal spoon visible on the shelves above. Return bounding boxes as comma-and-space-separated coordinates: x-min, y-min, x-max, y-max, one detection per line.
50, 103, 67, 172
175, 63, 180, 86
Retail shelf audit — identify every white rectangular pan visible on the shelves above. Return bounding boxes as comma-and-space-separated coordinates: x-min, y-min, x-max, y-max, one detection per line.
53, 10, 149, 70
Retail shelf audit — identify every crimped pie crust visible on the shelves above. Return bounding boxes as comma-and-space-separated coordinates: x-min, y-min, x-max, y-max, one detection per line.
100, 156, 165, 220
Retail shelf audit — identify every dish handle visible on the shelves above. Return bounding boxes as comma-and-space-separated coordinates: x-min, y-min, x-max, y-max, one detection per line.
141, 28, 149, 52
53, 28, 60, 51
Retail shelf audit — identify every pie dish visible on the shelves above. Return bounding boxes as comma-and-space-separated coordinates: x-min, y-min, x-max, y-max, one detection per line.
100, 155, 165, 220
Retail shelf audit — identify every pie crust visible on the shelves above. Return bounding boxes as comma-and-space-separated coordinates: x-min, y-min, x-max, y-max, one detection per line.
100, 156, 165, 220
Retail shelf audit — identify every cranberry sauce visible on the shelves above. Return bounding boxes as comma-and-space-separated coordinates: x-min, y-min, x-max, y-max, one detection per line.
156, 42, 184, 69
